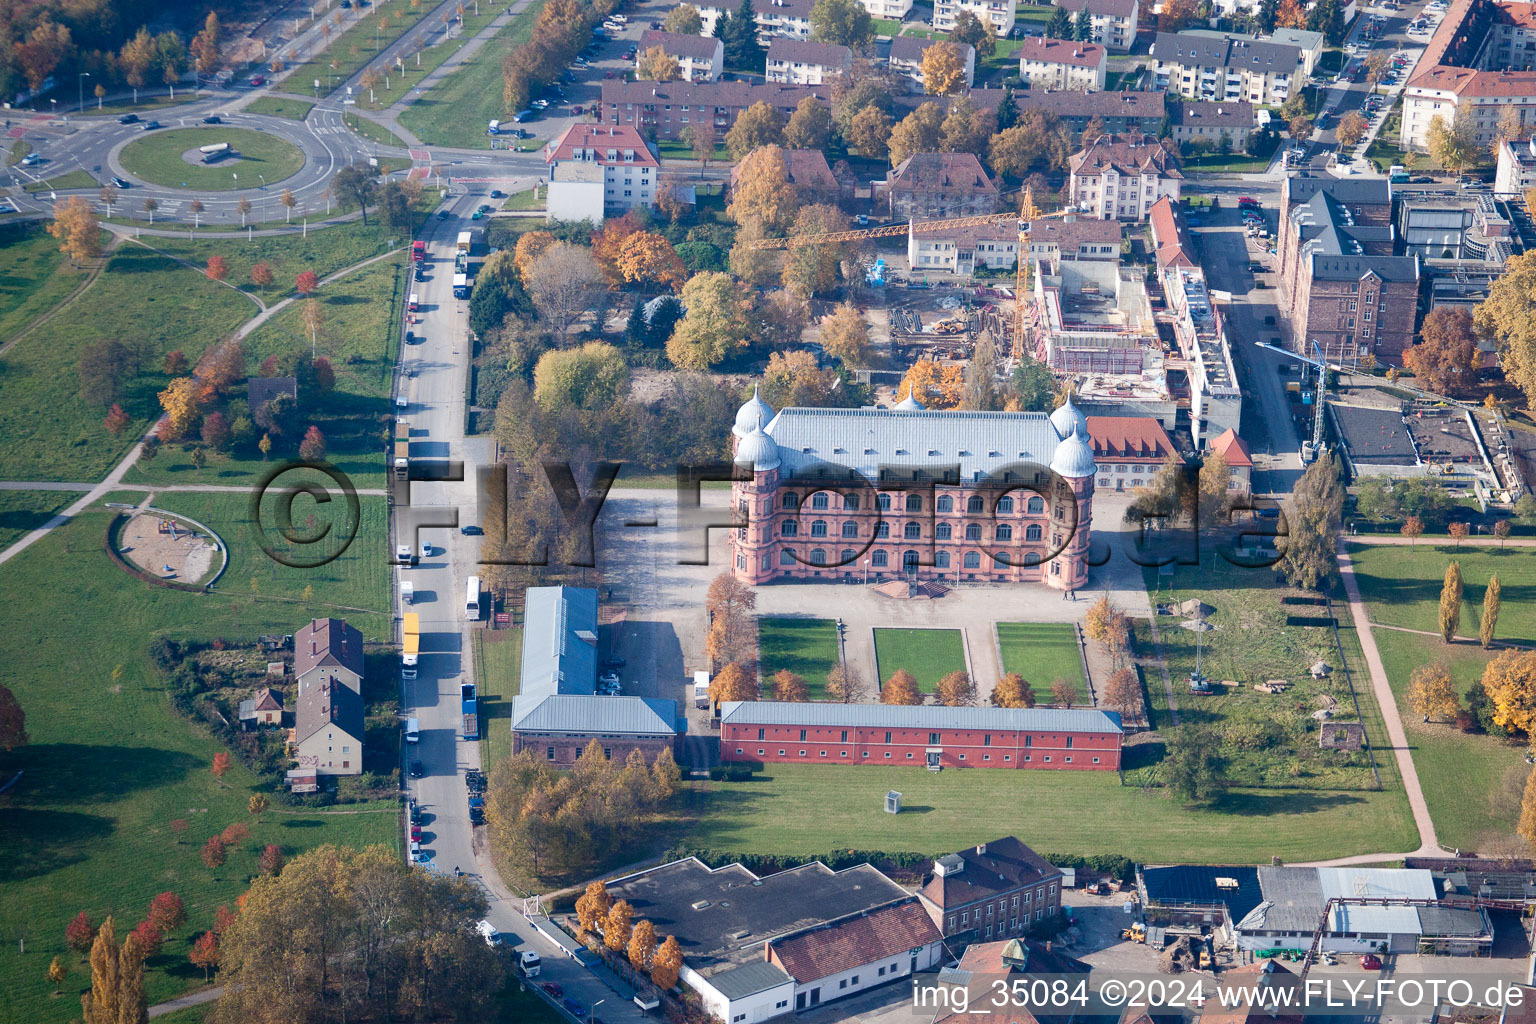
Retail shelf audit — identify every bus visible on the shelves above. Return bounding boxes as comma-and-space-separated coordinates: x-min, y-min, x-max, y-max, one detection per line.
456, 231, 472, 254
465, 576, 481, 620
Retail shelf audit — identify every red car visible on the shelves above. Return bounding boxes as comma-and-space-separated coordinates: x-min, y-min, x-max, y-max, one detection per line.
604, 70, 615, 79
572, 105, 583, 115
542, 982, 563, 998
1238, 196, 1259, 206
1358, 954, 1382, 970
249, 75, 266, 87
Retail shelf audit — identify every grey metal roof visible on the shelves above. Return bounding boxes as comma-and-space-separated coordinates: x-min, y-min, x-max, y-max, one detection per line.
766, 37, 852, 68
709, 961, 794, 999
639, 29, 723, 62
1415, 905, 1491, 938
1239, 866, 1324, 934
1322, 868, 1435, 935
763, 407, 1081, 482
1330, 403, 1419, 464
1285, 173, 1391, 207
1268, 28, 1324, 51
1154, 32, 1301, 71
510, 694, 680, 735
519, 586, 599, 701
720, 700, 1122, 734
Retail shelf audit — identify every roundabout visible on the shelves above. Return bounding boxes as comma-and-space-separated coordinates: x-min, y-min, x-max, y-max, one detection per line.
118, 126, 305, 191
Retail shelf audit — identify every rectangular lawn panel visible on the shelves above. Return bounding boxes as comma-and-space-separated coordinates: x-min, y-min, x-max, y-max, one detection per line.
1346, 541, 1536, 643
873, 627, 966, 692
0, 500, 395, 1024
996, 622, 1085, 702
683, 765, 1417, 863
758, 618, 840, 698
475, 628, 524, 768
243, 96, 316, 120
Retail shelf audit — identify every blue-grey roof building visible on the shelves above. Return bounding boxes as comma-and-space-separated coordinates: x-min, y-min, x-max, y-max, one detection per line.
510, 586, 680, 768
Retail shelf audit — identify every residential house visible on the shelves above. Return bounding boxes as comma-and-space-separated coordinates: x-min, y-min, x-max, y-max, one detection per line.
544, 123, 660, 222
859, 0, 913, 16
239, 687, 284, 728
293, 675, 363, 778
1017, 37, 1107, 91
1151, 32, 1305, 105
696, 0, 816, 39
599, 79, 830, 141
605, 857, 944, 1022
889, 36, 976, 93
916, 837, 1064, 944
1023, 215, 1123, 263
1208, 427, 1253, 492
1068, 133, 1182, 221
248, 375, 298, 415
1086, 416, 1178, 493
635, 30, 723, 82
884, 152, 998, 218
294, 617, 363, 695
1053, 0, 1139, 51
1003, 88, 1165, 136
1169, 99, 1255, 149
1496, 135, 1536, 193
934, 0, 1017, 34
731, 148, 841, 202
1401, 0, 1536, 152
907, 220, 1019, 276
1149, 195, 1196, 270
766, 38, 852, 84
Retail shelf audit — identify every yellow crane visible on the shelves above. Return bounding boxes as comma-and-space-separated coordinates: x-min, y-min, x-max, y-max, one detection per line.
745, 187, 1060, 358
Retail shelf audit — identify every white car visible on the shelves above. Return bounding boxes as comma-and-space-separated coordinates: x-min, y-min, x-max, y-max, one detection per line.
531, 98, 548, 109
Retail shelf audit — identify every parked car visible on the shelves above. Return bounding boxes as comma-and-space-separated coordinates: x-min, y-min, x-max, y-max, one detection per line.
18, 152, 41, 166
542, 983, 563, 998
490, 189, 504, 198
562, 999, 586, 1017
409, 760, 424, 778
1359, 954, 1382, 970
249, 75, 266, 86
461, 524, 484, 535
142, 120, 161, 130
604, 70, 615, 79
118, 113, 140, 124
478, 204, 492, 213
599, 671, 621, 686
111, 176, 130, 188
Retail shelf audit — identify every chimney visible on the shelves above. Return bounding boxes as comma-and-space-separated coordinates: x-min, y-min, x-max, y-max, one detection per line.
977, 843, 987, 856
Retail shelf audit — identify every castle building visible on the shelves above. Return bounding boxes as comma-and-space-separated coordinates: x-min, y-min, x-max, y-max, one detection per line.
727, 391, 1097, 591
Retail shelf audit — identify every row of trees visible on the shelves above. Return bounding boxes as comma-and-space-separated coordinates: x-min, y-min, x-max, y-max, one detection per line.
0, 10, 217, 109
485, 741, 682, 879
499, 0, 608, 113
575, 882, 686, 991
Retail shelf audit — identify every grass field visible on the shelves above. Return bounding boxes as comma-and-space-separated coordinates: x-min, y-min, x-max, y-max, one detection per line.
243, 96, 315, 120
126, 255, 406, 490
357, 3, 504, 112
0, 222, 84, 341
873, 627, 966, 692
1347, 542, 1536, 644
0, 496, 395, 1023
344, 112, 409, 151
119, 128, 305, 191
475, 628, 524, 767
306, 3, 441, 92
682, 765, 1417, 863
758, 618, 840, 698
995, 622, 1085, 703
397, 0, 544, 149
21, 168, 98, 193
0, 247, 255, 483
0, 490, 77, 548
1370, 628, 1524, 852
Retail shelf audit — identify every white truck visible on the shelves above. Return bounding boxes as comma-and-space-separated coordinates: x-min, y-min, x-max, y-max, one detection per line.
400, 580, 414, 604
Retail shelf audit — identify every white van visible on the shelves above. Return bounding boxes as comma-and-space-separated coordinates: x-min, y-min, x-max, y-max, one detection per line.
408, 292, 419, 312
477, 919, 502, 946
400, 580, 414, 604
487, 119, 500, 135
519, 950, 541, 976
693, 670, 711, 710
405, 717, 420, 743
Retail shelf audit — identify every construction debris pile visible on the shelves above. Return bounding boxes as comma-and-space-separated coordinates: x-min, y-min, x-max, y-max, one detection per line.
1158, 935, 1204, 974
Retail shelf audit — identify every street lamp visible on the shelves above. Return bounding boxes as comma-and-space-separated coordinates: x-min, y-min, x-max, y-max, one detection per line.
862, 559, 869, 586
78, 72, 90, 116
590, 1001, 604, 1023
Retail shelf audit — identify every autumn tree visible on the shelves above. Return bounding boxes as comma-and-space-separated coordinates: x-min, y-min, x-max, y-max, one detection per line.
707, 572, 757, 619
1439, 561, 1463, 644
533, 342, 629, 413
882, 669, 922, 705
67, 911, 96, 960
1482, 574, 1502, 649
1520, 769, 1536, 848
202, 836, 227, 871
628, 918, 658, 971
1336, 110, 1368, 148
191, 11, 221, 74
728, 145, 797, 231
47, 196, 102, 265
157, 378, 200, 442
1483, 649, 1536, 739
603, 900, 634, 952
616, 231, 686, 290
936, 670, 976, 707
773, 669, 810, 702
575, 881, 613, 942
826, 665, 866, 703
17, 17, 72, 93
148, 891, 186, 934
1050, 679, 1077, 708
668, 271, 752, 369
1103, 668, 1142, 717
1281, 451, 1345, 590
900, 359, 964, 409
1402, 515, 1425, 546
298, 425, 327, 461
941, 97, 995, 156
1159, 0, 1200, 30
920, 41, 967, 96
250, 261, 273, 287
1407, 662, 1459, 722
1497, 519, 1514, 547
783, 203, 847, 297
846, 105, 893, 159
1275, 0, 1307, 26
652, 935, 684, 989
950, 9, 997, 51
993, 672, 1037, 708
819, 302, 869, 366
188, 931, 219, 981
784, 95, 833, 149
1475, 251, 1536, 405
1428, 110, 1477, 175
48, 954, 66, 994
810, 0, 874, 47
295, 270, 319, 296
987, 113, 1072, 180
665, 5, 704, 32
1405, 307, 1476, 394
681, 123, 718, 168
726, 100, 787, 159
527, 242, 603, 337
888, 102, 945, 166
637, 45, 680, 81
330, 163, 378, 224
709, 662, 758, 706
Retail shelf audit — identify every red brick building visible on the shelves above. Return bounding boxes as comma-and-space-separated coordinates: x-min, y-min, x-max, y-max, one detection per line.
719, 701, 1123, 770
916, 837, 1065, 944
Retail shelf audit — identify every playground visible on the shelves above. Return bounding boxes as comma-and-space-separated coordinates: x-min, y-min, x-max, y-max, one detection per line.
117, 510, 221, 584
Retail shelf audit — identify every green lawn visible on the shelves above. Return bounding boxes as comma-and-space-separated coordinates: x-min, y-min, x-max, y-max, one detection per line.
1346, 542, 1536, 643
0, 222, 85, 341
0, 497, 394, 1024
344, 112, 409, 151
21, 168, 98, 193
873, 627, 966, 692
243, 96, 316, 120
1181, 153, 1273, 173
500, 186, 545, 212
397, 0, 544, 150
357, 2, 505, 113
0, 247, 255, 482
758, 618, 840, 699
475, 628, 524, 767
1370, 628, 1524, 852
872, 17, 902, 34
126, 255, 406, 490
682, 765, 1417, 863
308, 2, 442, 93
656, 140, 732, 162
0, 490, 77, 549
118, 128, 305, 191
996, 622, 1086, 703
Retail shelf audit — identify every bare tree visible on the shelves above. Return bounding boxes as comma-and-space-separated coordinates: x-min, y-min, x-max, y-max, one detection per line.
526, 242, 604, 338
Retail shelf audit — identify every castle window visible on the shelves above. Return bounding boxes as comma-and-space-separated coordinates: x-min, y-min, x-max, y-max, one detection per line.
963, 551, 981, 568
965, 523, 982, 541
842, 521, 858, 538
937, 495, 953, 512
781, 521, 798, 537
936, 524, 951, 540
1026, 524, 1043, 541
1027, 496, 1045, 513
811, 520, 828, 537
872, 550, 889, 567
967, 495, 984, 513
996, 524, 1013, 541
877, 493, 892, 511
811, 493, 829, 509
844, 494, 859, 510
810, 549, 826, 565
905, 494, 922, 512
876, 522, 890, 539
782, 493, 799, 509
936, 551, 951, 568
904, 522, 921, 539
997, 496, 1014, 513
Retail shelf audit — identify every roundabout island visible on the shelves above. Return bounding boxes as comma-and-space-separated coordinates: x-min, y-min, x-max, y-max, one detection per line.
117, 126, 305, 191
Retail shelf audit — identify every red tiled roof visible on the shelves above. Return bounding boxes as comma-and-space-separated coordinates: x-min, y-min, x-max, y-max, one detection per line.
889, 152, 997, 193
1026, 216, 1122, 252
545, 124, 659, 167
784, 149, 837, 189
1209, 427, 1253, 467
1015, 36, 1106, 69
252, 687, 283, 711
1148, 196, 1196, 269
916, 837, 1061, 912
768, 900, 939, 983
934, 939, 1092, 1024
1070, 132, 1182, 179
1087, 416, 1177, 460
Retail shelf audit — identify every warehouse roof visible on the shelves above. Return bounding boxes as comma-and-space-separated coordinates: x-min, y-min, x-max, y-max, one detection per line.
519, 586, 599, 701
509, 694, 679, 735
1141, 865, 1263, 923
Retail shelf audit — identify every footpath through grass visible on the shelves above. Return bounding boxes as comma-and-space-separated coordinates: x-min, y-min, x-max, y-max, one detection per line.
873, 627, 966, 692
0, 496, 394, 1024
683, 765, 1417, 863
0, 489, 78, 548
0, 222, 84, 340
398, 0, 544, 149
475, 628, 524, 767
308, 3, 442, 93
118, 127, 305, 191
758, 618, 840, 698
996, 622, 1085, 702
1346, 541, 1536, 643
243, 96, 316, 120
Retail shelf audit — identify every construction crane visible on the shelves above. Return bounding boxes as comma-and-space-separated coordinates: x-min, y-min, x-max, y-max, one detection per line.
1256, 339, 1331, 462
746, 187, 1066, 358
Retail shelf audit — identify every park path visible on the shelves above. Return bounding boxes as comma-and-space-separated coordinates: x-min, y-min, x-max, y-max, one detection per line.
148, 985, 225, 1018
0, 234, 125, 358
376, 0, 537, 132
1348, 534, 1536, 548
1367, 620, 1536, 650
0, 245, 405, 571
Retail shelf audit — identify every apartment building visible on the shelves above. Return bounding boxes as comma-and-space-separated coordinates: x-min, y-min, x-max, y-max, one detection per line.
1053, 0, 1139, 51
934, 0, 1017, 35
1068, 133, 1183, 221
1168, 99, 1255, 148
993, 88, 1165, 136
1496, 135, 1536, 192
884, 151, 999, 217
1151, 32, 1305, 105
635, 30, 723, 82
860, 0, 913, 16
1017, 37, 1107, 91
544, 123, 660, 220
1401, 0, 1536, 151
907, 220, 1019, 276
1023, 215, 1123, 263
697, 0, 816, 39
766, 38, 853, 84
599, 79, 830, 141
